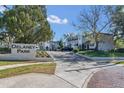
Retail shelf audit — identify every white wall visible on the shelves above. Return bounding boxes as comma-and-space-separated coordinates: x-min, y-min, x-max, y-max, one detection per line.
88, 41, 114, 51
89, 43, 96, 49
67, 40, 78, 49
0, 54, 36, 60
0, 54, 53, 61
0, 43, 37, 60
98, 42, 114, 51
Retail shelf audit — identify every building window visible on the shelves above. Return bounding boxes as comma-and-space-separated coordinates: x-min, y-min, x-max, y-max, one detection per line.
74, 44, 78, 46
90, 43, 94, 46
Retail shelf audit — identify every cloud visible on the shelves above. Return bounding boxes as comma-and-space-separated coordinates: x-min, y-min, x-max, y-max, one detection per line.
47, 15, 68, 24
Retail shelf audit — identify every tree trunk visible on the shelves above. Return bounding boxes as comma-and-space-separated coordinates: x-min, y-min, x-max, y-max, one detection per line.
95, 41, 99, 51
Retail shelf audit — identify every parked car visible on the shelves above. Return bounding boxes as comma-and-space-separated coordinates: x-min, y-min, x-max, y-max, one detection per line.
61, 47, 73, 51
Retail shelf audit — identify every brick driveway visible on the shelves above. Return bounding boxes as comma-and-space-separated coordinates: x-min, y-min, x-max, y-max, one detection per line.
87, 66, 124, 88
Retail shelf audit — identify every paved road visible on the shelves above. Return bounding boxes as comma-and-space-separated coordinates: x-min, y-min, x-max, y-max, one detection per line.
87, 66, 124, 88
49, 51, 91, 62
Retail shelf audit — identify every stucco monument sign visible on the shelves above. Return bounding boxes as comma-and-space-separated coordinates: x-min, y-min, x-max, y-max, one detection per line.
0, 43, 53, 61
0, 43, 38, 60
9, 43, 38, 60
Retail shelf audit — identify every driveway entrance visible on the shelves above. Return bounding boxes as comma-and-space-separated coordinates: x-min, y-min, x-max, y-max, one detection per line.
48, 51, 116, 88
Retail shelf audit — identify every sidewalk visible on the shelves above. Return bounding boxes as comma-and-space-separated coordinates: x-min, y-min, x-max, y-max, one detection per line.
0, 62, 51, 70
0, 73, 74, 88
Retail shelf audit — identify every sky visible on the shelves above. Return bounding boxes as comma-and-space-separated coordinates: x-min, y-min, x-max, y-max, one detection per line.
0, 5, 108, 41
46, 5, 87, 41
0, 5, 84, 41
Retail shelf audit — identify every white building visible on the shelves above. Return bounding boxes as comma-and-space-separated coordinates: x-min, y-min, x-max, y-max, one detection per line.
64, 32, 115, 51
64, 33, 79, 49
40, 41, 60, 51
87, 33, 115, 51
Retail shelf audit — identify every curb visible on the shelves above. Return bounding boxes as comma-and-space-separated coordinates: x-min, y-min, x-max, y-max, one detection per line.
81, 69, 100, 88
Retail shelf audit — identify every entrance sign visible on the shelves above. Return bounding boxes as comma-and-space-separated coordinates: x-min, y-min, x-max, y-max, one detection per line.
11, 44, 36, 49
10, 43, 38, 60
0, 43, 53, 61
11, 44, 37, 54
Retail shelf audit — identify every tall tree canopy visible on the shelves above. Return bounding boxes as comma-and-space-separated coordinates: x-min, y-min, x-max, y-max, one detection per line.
111, 6, 124, 41
106, 6, 124, 48
74, 6, 113, 50
0, 5, 53, 44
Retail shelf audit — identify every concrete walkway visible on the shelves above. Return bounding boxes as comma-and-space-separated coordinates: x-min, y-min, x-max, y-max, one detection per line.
0, 62, 51, 70
0, 73, 74, 88
0, 61, 75, 88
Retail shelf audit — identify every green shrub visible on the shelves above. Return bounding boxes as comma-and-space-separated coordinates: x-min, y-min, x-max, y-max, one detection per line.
109, 49, 115, 52
116, 48, 124, 53
0, 47, 11, 54
73, 48, 79, 53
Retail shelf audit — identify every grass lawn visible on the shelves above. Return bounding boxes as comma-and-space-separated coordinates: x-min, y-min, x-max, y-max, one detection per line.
78, 50, 124, 57
0, 61, 36, 66
0, 63, 56, 78
115, 61, 124, 64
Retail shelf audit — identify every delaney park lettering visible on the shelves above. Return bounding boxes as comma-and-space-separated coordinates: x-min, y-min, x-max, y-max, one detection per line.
11, 44, 36, 49
17, 49, 30, 53
11, 44, 37, 54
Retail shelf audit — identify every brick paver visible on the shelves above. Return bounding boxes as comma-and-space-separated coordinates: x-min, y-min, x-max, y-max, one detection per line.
87, 66, 124, 88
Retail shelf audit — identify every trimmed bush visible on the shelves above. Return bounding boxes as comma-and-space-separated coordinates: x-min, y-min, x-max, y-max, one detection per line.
73, 48, 79, 53
0, 47, 11, 54
109, 49, 115, 52
78, 50, 124, 57
116, 48, 124, 53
